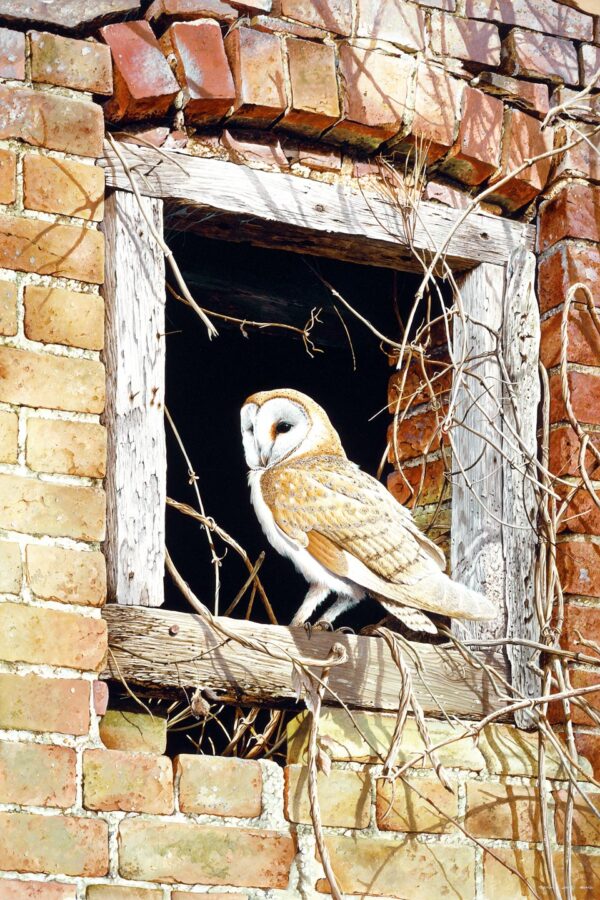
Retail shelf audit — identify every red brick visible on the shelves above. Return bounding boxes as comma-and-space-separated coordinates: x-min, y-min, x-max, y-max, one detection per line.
0, 741, 76, 807
0, 279, 16, 336
30, 32, 113, 94
550, 667, 600, 726
327, 45, 413, 150
388, 457, 450, 507
538, 241, 600, 315
465, 781, 542, 841
550, 86, 600, 125
475, 71, 549, 117
561, 604, 600, 653
0, 27, 25, 79
93, 681, 109, 716
502, 29, 579, 86
489, 108, 553, 211
465, 0, 594, 42
0, 85, 104, 157
252, 14, 329, 39
557, 540, 600, 597
221, 130, 288, 168
281, 38, 339, 136
541, 306, 600, 369
0, 214, 104, 284
24, 284, 104, 350
423, 180, 470, 208
26, 545, 107, 607
146, 0, 238, 25
224, 26, 287, 127
0, 602, 107, 671
432, 12, 500, 66
0, 0, 144, 30
389, 359, 452, 408
442, 86, 503, 185
389, 408, 447, 463
118, 819, 296, 888
84, 749, 174, 814
0, 882, 76, 900
549, 425, 600, 478
550, 371, 600, 427
0, 812, 108, 877
23, 155, 105, 222
581, 44, 600, 85
0, 347, 105, 413
289, 145, 342, 171
573, 732, 600, 781
0, 148, 16, 205
281, 0, 351, 35
356, 0, 426, 51
554, 125, 600, 183
161, 21, 235, 124
405, 62, 463, 162
0, 673, 90, 734
101, 21, 179, 122
539, 185, 600, 252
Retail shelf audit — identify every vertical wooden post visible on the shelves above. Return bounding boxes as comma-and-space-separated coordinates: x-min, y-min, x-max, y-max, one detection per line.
502, 248, 541, 718
451, 263, 506, 643
102, 190, 166, 607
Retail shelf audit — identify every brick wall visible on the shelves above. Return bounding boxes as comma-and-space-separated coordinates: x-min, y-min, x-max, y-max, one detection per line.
1, 1, 600, 897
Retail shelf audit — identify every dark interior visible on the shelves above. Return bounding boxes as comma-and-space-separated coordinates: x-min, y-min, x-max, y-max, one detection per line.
163, 228, 425, 631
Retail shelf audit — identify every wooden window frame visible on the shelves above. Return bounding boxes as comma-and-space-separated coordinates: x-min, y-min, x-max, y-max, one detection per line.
100, 141, 538, 722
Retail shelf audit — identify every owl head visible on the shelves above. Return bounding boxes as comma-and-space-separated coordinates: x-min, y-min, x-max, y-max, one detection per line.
241, 389, 346, 470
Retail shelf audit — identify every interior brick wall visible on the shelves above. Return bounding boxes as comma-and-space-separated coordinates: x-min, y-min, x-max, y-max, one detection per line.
0, 1, 599, 897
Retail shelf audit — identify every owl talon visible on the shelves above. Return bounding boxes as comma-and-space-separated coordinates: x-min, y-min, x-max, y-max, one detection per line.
303, 621, 312, 639
313, 620, 334, 632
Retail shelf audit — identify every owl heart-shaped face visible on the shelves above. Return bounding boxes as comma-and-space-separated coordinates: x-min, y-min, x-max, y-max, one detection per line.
241, 396, 310, 470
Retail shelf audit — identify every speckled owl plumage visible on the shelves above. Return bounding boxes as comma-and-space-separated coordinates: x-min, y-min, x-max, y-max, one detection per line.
241, 389, 496, 634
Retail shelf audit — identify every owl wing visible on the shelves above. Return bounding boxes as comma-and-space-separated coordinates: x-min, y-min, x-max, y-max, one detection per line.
262, 456, 494, 621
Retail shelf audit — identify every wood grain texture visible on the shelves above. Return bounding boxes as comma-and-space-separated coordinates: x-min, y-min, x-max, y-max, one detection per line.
102, 142, 535, 274
502, 248, 541, 720
102, 191, 166, 607
102, 604, 510, 720
451, 264, 507, 645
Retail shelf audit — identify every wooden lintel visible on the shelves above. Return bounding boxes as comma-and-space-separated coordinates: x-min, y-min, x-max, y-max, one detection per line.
102, 605, 510, 721
101, 142, 535, 274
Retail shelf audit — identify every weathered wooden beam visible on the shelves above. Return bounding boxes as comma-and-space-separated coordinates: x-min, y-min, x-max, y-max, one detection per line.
102, 142, 535, 274
502, 248, 541, 722
451, 263, 507, 645
102, 192, 167, 607
102, 605, 511, 720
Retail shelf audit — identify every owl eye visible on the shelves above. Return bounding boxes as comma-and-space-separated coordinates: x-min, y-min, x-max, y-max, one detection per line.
275, 421, 293, 435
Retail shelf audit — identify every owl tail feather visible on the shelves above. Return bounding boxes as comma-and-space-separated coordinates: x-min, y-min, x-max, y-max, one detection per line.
375, 571, 497, 622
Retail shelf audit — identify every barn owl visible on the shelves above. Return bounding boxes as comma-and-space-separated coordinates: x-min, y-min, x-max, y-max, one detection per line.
241, 389, 496, 634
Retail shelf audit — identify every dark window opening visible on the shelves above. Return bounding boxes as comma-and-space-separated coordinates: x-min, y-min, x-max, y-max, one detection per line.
163, 231, 430, 633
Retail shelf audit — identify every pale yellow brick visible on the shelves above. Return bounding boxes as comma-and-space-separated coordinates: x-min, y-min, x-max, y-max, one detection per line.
287, 709, 485, 770
479, 722, 590, 778
26, 544, 106, 606
0, 601, 107, 670
0, 741, 76, 807
0, 346, 105, 413
26, 418, 106, 477
176, 755, 262, 818
83, 749, 174, 814
0, 409, 18, 463
24, 154, 105, 221
118, 819, 295, 889
87, 887, 163, 899
0, 540, 21, 592
0, 278, 17, 335
24, 285, 104, 350
99, 710, 167, 754
376, 776, 458, 834
316, 834, 476, 898
0, 473, 105, 540
0, 811, 108, 876
285, 765, 370, 828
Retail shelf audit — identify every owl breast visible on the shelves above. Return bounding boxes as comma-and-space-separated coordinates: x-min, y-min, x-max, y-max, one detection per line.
248, 469, 358, 595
